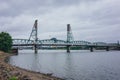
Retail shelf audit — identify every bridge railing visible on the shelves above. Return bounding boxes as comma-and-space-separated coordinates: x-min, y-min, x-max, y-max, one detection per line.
12, 39, 119, 47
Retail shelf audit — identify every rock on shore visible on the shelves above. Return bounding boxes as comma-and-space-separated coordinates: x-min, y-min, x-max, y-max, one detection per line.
0, 51, 62, 80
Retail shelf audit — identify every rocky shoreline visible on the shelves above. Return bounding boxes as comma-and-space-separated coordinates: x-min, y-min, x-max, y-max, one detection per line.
0, 51, 63, 80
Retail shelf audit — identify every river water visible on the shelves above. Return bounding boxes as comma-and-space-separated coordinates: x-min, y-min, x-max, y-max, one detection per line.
9, 50, 120, 80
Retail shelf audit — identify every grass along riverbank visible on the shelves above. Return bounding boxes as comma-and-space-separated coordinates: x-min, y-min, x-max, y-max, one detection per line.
0, 51, 62, 80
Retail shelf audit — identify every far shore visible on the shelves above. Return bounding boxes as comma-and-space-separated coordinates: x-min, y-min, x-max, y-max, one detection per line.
0, 51, 63, 80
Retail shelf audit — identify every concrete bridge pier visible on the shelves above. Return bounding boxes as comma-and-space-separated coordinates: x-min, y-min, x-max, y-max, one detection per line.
34, 44, 38, 53
117, 46, 120, 50
106, 46, 109, 51
67, 45, 71, 53
90, 46, 93, 52
11, 48, 18, 55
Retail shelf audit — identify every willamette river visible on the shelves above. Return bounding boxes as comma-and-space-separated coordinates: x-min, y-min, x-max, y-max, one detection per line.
9, 50, 120, 80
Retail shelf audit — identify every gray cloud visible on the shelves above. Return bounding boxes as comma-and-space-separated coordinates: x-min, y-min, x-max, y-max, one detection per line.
0, 0, 120, 42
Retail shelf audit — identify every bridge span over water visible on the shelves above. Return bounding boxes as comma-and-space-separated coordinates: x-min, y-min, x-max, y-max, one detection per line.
12, 20, 120, 53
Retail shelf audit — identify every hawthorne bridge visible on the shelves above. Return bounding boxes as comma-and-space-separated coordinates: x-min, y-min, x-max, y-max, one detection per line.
12, 20, 120, 53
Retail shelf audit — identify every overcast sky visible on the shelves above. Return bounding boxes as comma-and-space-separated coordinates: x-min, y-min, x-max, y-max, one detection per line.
0, 0, 120, 42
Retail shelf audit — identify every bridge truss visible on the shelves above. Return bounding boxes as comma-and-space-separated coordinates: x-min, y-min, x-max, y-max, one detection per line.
12, 20, 119, 53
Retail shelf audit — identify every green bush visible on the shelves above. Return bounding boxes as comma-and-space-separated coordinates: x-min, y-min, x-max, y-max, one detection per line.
9, 76, 18, 80
0, 32, 12, 52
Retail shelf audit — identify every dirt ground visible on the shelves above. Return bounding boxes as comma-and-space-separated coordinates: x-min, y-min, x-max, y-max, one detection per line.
0, 51, 63, 80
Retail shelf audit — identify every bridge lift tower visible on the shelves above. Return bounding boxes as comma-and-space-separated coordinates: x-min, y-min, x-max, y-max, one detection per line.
28, 20, 38, 53
67, 24, 74, 53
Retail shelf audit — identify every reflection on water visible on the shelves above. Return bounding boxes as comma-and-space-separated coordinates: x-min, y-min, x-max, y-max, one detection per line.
9, 50, 120, 80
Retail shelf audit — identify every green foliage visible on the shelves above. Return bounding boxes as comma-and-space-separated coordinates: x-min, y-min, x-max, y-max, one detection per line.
0, 32, 12, 52
9, 76, 18, 80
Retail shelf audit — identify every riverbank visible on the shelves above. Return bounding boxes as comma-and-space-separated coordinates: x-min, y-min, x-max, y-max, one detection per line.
0, 51, 62, 80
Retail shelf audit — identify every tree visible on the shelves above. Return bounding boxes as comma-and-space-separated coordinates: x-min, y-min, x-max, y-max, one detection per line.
0, 32, 12, 52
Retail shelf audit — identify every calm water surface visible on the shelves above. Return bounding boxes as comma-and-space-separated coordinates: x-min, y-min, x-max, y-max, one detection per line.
9, 50, 120, 80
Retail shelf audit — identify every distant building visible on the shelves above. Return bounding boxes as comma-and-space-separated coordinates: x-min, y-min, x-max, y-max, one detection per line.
51, 38, 57, 43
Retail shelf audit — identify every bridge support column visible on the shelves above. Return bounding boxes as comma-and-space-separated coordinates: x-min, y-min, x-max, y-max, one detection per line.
106, 46, 109, 51
11, 48, 18, 55
28, 20, 38, 54
90, 46, 93, 52
118, 47, 120, 50
67, 45, 71, 53
34, 44, 38, 53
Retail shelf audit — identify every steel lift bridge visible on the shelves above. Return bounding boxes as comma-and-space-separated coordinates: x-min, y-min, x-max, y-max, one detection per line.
12, 20, 120, 53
